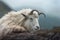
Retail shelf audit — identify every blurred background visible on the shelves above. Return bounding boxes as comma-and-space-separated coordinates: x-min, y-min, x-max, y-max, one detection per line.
0, 0, 60, 30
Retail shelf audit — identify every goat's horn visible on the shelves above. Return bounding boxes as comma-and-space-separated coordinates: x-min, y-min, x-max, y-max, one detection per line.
39, 13, 46, 18
29, 10, 46, 17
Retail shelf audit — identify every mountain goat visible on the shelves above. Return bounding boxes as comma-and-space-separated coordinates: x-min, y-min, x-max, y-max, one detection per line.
0, 8, 45, 39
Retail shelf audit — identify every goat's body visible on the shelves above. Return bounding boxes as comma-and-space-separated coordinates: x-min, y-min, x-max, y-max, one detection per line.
0, 8, 44, 39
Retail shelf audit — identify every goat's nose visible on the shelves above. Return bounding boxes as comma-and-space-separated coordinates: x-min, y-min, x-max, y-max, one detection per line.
36, 26, 39, 29
35, 26, 40, 30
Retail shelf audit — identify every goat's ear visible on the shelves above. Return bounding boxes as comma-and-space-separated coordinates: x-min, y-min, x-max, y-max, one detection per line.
29, 10, 38, 15
21, 14, 28, 18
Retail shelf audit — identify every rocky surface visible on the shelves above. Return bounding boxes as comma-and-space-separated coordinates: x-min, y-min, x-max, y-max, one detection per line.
1, 27, 60, 40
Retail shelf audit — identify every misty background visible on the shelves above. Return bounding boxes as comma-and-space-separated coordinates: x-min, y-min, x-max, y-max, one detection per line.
0, 0, 60, 30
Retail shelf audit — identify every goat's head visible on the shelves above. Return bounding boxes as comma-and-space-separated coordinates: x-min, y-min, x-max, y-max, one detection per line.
21, 9, 46, 32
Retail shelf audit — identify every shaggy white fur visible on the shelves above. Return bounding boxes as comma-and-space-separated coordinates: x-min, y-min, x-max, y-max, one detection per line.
0, 8, 41, 39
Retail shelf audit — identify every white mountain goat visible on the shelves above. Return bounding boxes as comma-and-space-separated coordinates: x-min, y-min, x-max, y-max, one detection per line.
0, 8, 45, 39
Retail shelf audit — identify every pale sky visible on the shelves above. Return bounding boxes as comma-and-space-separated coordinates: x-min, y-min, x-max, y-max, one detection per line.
1, 0, 60, 18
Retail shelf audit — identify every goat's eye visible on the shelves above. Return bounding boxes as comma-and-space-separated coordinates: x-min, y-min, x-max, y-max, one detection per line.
30, 18, 33, 21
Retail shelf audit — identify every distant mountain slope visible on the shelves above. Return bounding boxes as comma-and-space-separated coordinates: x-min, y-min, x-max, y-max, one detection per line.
0, 1, 12, 17
39, 15, 60, 30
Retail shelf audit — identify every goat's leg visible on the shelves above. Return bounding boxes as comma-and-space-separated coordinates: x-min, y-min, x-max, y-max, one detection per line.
12, 26, 26, 33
